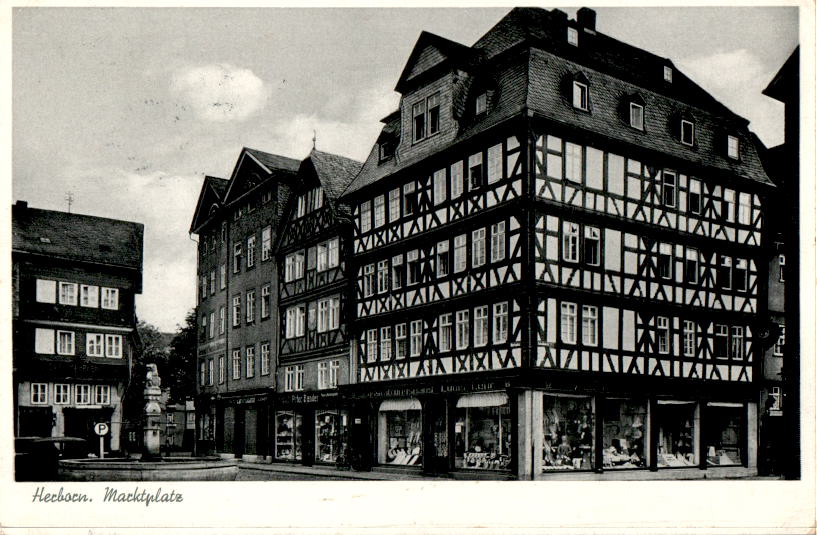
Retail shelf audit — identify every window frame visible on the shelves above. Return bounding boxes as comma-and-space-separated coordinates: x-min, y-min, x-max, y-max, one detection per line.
727, 135, 740, 160
572, 81, 589, 111
56, 330, 75, 356
567, 26, 579, 46
560, 302, 577, 344
493, 302, 509, 344
629, 102, 644, 130
680, 119, 695, 146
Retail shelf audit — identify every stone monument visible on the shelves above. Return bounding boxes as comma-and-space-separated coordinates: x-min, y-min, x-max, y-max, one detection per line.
143, 363, 163, 457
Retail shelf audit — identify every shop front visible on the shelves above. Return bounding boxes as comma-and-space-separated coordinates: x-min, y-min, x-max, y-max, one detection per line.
215, 392, 271, 460
273, 390, 349, 466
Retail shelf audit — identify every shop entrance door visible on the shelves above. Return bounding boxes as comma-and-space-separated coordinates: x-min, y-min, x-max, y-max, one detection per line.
424, 399, 450, 474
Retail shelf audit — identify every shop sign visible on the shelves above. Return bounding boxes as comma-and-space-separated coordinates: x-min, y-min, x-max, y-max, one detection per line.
351, 380, 512, 400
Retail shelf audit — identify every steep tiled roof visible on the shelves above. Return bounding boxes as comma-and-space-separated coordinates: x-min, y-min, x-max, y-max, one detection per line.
189, 175, 228, 233
342, 7, 773, 197
208, 175, 229, 198
244, 148, 300, 174
309, 149, 362, 201
12, 203, 144, 271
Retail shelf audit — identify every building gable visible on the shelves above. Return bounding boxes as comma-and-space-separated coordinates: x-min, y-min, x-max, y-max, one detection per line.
189, 176, 228, 234
222, 148, 300, 207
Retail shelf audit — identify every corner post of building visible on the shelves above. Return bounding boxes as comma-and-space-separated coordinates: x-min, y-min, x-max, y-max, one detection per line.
594, 394, 605, 473
648, 398, 658, 471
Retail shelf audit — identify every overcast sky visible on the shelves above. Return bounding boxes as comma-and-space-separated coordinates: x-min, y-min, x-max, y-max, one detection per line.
11, 6, 798, 332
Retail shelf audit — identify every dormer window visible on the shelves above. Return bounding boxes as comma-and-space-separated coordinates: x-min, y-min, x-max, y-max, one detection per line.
412, 92, 441, 143
572, 80, 589, 111
664, 66, 673, 82
475, 92, 488, 115
567, 27, 579, 46
727, 135, 740, 159
629, 102, 644, 130
379, 140, 395, 162
681, 119, 695, 146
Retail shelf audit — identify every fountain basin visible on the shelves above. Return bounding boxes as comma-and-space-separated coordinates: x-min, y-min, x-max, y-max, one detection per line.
58, 457, 239, 481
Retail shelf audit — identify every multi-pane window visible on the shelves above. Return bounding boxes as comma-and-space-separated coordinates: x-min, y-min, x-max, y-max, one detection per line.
284, 367, 295, 391
200, 275, 207, 300
433, 169, 447, 204
407, 250, 421, 285
246, 236, 256, 268
474, 306, 488, 347
232, 349, 241, 379
101, 287, 119, 310
392, 255, 405, 290
491, 222, 506, 262
584, 226, 600, 266
454, 234, 467, 273
493, 302, 509, 344
380, 327, 392, 361
738, 192, 751, 226
218, 306, 225, 334
683, 320, 696, 356
374, 195, 385, 228
363, 263, 376, 297
734, 259, 748, 292
366, 329, 378, 363
731, 327, 745, 360
436, 241, 450, 277
657, 316, 670, 354
456, 310, 469, 350
54, 384, 70, 404
327, 238, 339, 269
686, 178, 701, 214
59, 282, 78, 305
412, 100, 426, 142
285, 305, 305, 338
318, 362, 330, 389
724, 189, 735, 222
31, 383, 48, 404
260, 343, 270, 376
87, 333, 104, 357
681, 119, 695, 146
403, 183, 416, 216
472, 228, 486, 267
439, 313, 452, 352
468, 152, 483, 190
317, 242, 328, 272
80, 285, 99, 307
95, 385, 111, 405
409, 320, 423, 357
567, 26, 578, 46
232, 295, 241, 327
653, 242, 672, 279
209, 311, 215, 338
572, 81, 588, 111
261, 285, 270, 319
207, 360, 214, 386
57, 330, 75, 355
75, 384, 90, 405
395, 323, 407, 359
261, 226, 272, 261
685, 248, 699, 283
582, 305, 598, 346
330, 360, 340, 388
715, 324, 729, 358
451, 161, 464, 198
220, 264, 226, 290
317, 297, 339, 333
664, 65, 673, 82
560, 303, 577, 344
285, 252, 304, 282
630, 103, 644, 129
360, 200, 372, 233
718, 256, 733, 289
427, 92, 440, 136
244, 290, 255, 324
233, 243, 242, 273
218, 355, 225, 383
565, 143, 582, 183
200, 361, 207, 386
246, 346, 255, 378
209, 270, 216, 295
661, 171, 677, 207
562, 222, 579, 262
475, 92, 488, 114
389, 188, 400, 221
295, 365, 304, 391
774, 325, 785, 356
377, 260, 389, 293
105, 334, 123, 358
727, 135, 740, 159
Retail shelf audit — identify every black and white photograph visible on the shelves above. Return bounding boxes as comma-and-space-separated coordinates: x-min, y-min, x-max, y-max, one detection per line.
2, 2, 814, 532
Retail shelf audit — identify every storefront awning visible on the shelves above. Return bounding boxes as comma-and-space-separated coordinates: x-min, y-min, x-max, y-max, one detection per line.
708, 402, 743, 408
379, 398, 421, 411
456, 392, 509, 408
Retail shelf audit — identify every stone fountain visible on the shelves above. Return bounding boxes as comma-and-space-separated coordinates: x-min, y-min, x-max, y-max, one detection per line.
58, 364, 238, 481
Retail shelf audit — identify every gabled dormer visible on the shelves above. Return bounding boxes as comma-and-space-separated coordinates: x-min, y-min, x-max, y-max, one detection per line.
190, 175, 228, 234
394, 31, 472, 95
221, 147, 300, 209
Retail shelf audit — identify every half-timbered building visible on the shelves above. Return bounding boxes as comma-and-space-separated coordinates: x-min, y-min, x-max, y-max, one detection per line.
191, 148, 300, 459
12, 201, 144, 456
273, 149, 362, 466
339, 7, 774, 479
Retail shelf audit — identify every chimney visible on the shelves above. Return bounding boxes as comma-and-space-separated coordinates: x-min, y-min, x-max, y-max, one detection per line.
577, 7, 597, 32
15, 200, 28, 210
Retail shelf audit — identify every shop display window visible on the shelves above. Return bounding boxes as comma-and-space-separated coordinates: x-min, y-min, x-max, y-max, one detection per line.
705, 403, 744, 467
542, 395, 594, 471
275, 411, 302, 461
454, 392, 512, 471
602, 398, 647, 469
315, 409, 349, 464
378, 399, 422, 466
656, 401, 698, 467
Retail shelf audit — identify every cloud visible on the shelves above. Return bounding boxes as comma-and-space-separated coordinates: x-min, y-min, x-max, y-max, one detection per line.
170, 63, 269, 123
676, 49, 784, 147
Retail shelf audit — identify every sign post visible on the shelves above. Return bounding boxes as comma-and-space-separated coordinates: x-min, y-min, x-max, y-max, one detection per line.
94, 422, 109, 459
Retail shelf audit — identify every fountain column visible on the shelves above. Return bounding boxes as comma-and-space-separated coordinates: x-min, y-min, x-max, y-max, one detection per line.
143, 363, 163, 458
